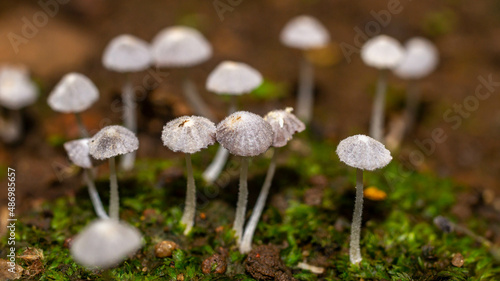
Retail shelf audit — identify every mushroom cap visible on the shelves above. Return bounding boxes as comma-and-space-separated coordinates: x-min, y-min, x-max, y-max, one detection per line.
161, 115, 216, 154
336, 134, 392, 171
264, 107, 305, 147
393, 37, 438, 80
0, 65, 38, 110
280, 15, 330, 50
216, 111, 273, 157
102, 34, 152, 73
151, 26, 212, 68
64, 138, 94, 169
88, 125, 139, 160
361, 35, 405, 69
48, 73, 99, 113
206, 61, 263, 95
70, 219, 143, 269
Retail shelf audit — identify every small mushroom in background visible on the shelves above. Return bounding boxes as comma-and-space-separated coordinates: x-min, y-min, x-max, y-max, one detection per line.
240, 107, 305, 254
88, 125, 139, 220
360, 35, 405, 142
70, 219, 142, 269
336, 134, 392, 264
151, 26, 215, 121
203, 61, 263, 184
216, 111, 273, 243
393, 37, 439, 135
102, 34, 152, 171
0, 65, 39, 143
48, 73, 100, 138
161, 115, 216, 235
64, 138, 108, 219
280, 15, 330, 124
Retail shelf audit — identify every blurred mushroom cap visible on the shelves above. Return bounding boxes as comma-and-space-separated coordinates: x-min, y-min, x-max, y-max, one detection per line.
216, 111, 273, 157
102, 34, 152, 72
206, 61, 263, 95
361, 35, 404, 69
0, 65, 38, 110
336, 134, 392, 171
48, 73, 99, 113
393, 37, 439, 80
280, 15, 330, 50
161, 115, 216, 154
264, 107, 305, 147
151, 26, 212, 68
89, 125, 139, 160
70, 219, 143, 269
64, 138, 94, 169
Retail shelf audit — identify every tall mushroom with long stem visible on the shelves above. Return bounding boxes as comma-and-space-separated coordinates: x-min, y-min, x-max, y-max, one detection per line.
151, 26, 214, 121
393, 37, 438, 135
161, 115, 216, 235
280, 15, 330, 123
240, 107, 305, 253
88, 125, 139, 220
0, 65, 38, 143
336, 134, 392, 264
64, 138, 108, 219
48, 73, 99, 138
102, 34, 152, 171
203, 61, 263, 184
216, 111, 273, 243
360, 35, 404, 142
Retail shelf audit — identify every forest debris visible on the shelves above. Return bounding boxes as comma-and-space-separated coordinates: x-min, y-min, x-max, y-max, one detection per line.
297, 262, 325, 274
201, 253, 227, 274
245, 245, 297, 281
364, 186, 387, 201
155, 241, 178, 258
451, 253, 465, 267
0, 259, 23, 280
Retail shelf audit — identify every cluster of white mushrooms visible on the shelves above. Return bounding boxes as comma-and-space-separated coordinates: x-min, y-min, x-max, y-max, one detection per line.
0, 13, 441, 270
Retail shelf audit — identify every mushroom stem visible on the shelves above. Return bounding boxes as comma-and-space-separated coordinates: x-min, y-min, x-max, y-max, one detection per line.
83, 169, 109, 219
404, 79, 420, 136
74, 112, 90, 138
109, 157, 120, 220
181, 153, 196, 235
120, 77, 137, 172
369, 69, 388, 142
202, 146, 230, 184
296, 56, 314, 123
0, 110, 23, 143
240, 148, 278, 253
233, 157, 249, 243
182, 77, 216, 122
228, 95, 238, 114
349, 168, 364, 264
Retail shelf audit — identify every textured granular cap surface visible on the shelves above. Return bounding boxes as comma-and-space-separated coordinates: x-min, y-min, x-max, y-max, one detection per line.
161, 115, 216, 154
264, 108, 305, 147
89, 125, 139, 160
336, 134, 392, 171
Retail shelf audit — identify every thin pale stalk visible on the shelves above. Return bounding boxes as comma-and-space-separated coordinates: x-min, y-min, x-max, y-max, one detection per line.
109, 157, 119, 220
83, 169, 109, 219
233, 157, 249, 243
181, 154, 196, 235
202, 146, 230, 184
404, 79, 420, 135
349, 168, 364, 264
182, 77, 216, 121
296, 56, 315, 123
121, 77, 136, 171
240, 149, 278, 253
0, 110, 23, 143
74, 112, 89, 138
369, 69, 388, 142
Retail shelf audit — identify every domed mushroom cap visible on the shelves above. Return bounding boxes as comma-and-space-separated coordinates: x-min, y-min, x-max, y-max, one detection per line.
0, 65, 38, 110
70, 219, 142, 269
336, 134, 392, 171
393, 37, 438, 80
206, 61, 263, 95
161, 115, 216, 154
361, 35, 405, 69
264, 107, 305, 147
64, 138, 93, 169
280, 15, 330, 50
216, 111, 273, 157
102, 34, 152, 73
151, 26, 212, 68
48, 73, 99, 113
89, 125, 139, 160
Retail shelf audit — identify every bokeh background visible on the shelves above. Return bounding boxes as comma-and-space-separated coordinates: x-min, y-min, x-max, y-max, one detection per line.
0, 0, 499, 222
